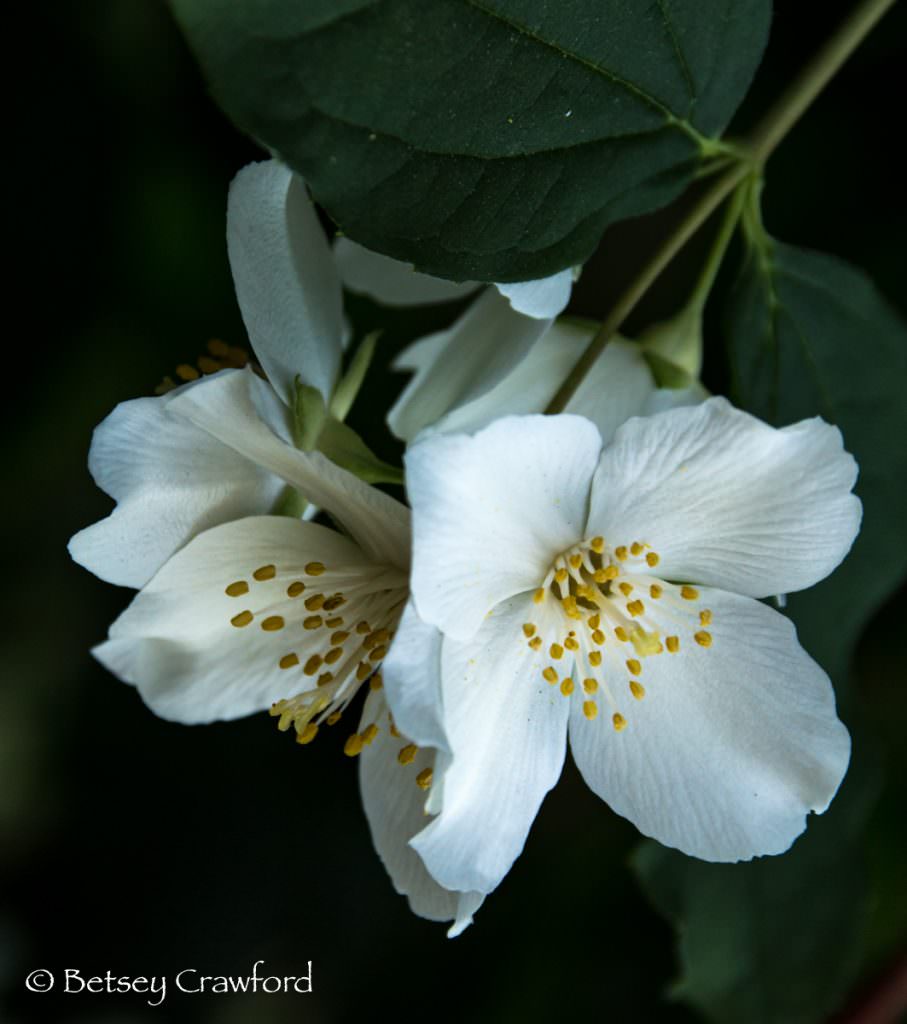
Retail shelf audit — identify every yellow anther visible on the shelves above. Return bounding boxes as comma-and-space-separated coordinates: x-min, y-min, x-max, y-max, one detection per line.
304, 593, 325, 611
575, 584, 595, 600
588, 614, 601, 630
303, 654, 323, 675
324, 647, 343, 665
416, 768, 433, 790
287, 581, 305, 597
630, 542, 644, 556
615, 546, 628, 561
303, 615, 323, 630
555, 568, 568, 583
590, 536, 605, 553
612, 713, 627, 732
344, 734, 364, 757
207, 338, 230, 357
279, 653, 299, 670
627, 599, 645, 617
398, 744, 417, 765
369, 644, 388, 662
522, 623, 536, 638
615, 627, 629, 642
325, 616, 344, 628
583, 701, 598, 720
631, 628, 663, 656
529, 636, 542, 650
564, 636, 579, 652
700, 609, 713, 626
296, 723, 318, 745
592, 630, 605, 645
589, 651, 602, 667
225, 581, 249, 597
629, 680, 646, 700
326, 712, 342, 725
253, 564, 276, 581
317, 672, 334, 687
649, 583, 663, 599
549, 643, 564, 660
666, 636, 680, 653
175, 363, 200, 381
230, 610, 253, 628
534, 588, 546, 604
389, 721, 401, 738
561, 596, 582, 620
542, 666, 558, 684
261, 615, 285, 631
583, 678, 598, 694
331, 631, 350, 645
681, 585, 699, 601
362, 724, 379, 746
369, 674, 383, 691
569, 554, 583, 569
356, 621, 371, 635
305, 562, 326, 576
323, 595, 346, 611
646, 552, 660, 567
356, 661, 372, 682
626, 658, 642, 675
619, 582, 633, 597
559, 678, 574, 696
694, 630, 713, 648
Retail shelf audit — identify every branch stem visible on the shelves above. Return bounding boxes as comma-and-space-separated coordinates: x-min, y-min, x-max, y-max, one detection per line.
545, 0, 896, 414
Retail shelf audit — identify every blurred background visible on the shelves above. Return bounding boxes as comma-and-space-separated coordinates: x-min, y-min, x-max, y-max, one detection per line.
3, 2, 904, 1022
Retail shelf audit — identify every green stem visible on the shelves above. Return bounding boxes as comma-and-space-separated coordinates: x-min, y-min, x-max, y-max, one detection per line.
688, 182, 747, 317
545, 0, 895, 414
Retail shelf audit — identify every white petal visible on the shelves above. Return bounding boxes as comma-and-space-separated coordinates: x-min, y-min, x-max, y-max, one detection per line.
227, 160, 344, 403
333, 238, 479, 305
387, 289, 552, 442
68, 374, 291, 588
411, 596, 569, 894
495, 269, 573, 319
588, 397, 861, 598
168, 368, 411, 570
406, 415, 601, 641
381, 602, 449, 754
568, 589, 851, 861
358, 690, 483, 928
94, 517, 379, 723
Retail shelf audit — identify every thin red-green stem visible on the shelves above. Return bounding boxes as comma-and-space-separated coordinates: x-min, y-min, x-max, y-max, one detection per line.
545, 0, 896, 414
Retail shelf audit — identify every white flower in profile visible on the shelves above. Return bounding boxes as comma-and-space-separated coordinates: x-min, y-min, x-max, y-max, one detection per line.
91, 369, 481, 936
392, 398, 860, 900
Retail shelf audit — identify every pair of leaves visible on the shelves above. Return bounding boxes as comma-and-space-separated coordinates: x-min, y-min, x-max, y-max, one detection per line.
635, 223, 907, 1024
171, 0, 770, 281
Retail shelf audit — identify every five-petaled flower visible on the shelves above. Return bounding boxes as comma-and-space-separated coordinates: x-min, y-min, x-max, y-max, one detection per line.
389, 398, 860, 899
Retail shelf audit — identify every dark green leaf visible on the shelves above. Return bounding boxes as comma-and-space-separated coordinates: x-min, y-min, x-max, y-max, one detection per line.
633, 749, 879, 1024
726, 240, 907, 682
170, 0, 770, 281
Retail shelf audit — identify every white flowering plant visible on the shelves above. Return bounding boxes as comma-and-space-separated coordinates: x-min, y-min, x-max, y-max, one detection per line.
59, 2, 907, 1021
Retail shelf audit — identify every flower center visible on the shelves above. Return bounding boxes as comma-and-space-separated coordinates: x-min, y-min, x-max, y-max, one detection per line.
523, 536, 714, 732
223, 557, 406, 751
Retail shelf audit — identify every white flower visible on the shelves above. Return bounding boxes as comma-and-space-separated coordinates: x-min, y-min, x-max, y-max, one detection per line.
392, 398, 860, 898
90, 368, 482, 935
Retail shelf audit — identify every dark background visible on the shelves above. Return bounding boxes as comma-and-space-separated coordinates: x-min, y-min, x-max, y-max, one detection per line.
3, 3, 904, 1022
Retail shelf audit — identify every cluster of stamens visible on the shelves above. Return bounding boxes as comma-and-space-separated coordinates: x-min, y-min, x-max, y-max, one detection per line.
524, 536, 714, 733
224, 558, 430, 788
155, 338, 250, 394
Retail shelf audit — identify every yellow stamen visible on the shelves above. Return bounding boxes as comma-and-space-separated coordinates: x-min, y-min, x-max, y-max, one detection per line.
362, 724, 379, 746
700, 609, 713, 626
550, 643, 564, 660
694, 630, 713, 648
582, 678, 598, 694
592, 630, 605, 645
646, 552, 660, 567
305, 562, 326, 576
279, 653, 299, 670
344, 734, 364, 757
627, 599, 645, 616
588, 614, 601, 630
615, 546, 628, 561
369, 674, 383, 691
542, 667, 558, 684
590, 536, 604, 553
416, 768, 433, 790
666, 636, 680, 653
589, 651, 602, 667
296, 723, 318, 745
569, 554, 583, 569
649, 584, 663, 599
303, 655, 323, 675
615, 626, 629, 642
560, 678, 575, 696
225, 581, 248, 597
303, 615, 323, 630
230, 610, 253, 628
304, 593, 324, 611
534, 588, 545, 604
331, 631, 350, 645
630, 542, 644, 556
629, 680, 646, 700
619, 582, 633, 597
253, 564, 276, 581
287, 581, 305, 597
529, 636, 542, 650
261, 615, 284, 631
325, 616, 344, 629
583, 701, 598, 720
681, 585, 699, 601
522, 623, 536, 638
324, 647, 343, 665
612, 713, 627, 732
564, 636, 579, 651
626, 658, 642, 675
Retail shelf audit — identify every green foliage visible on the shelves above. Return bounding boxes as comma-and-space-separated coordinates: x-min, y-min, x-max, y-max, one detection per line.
726, 233, 907, 683
170, 0, 770, 282
633, 748, 878, 1024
